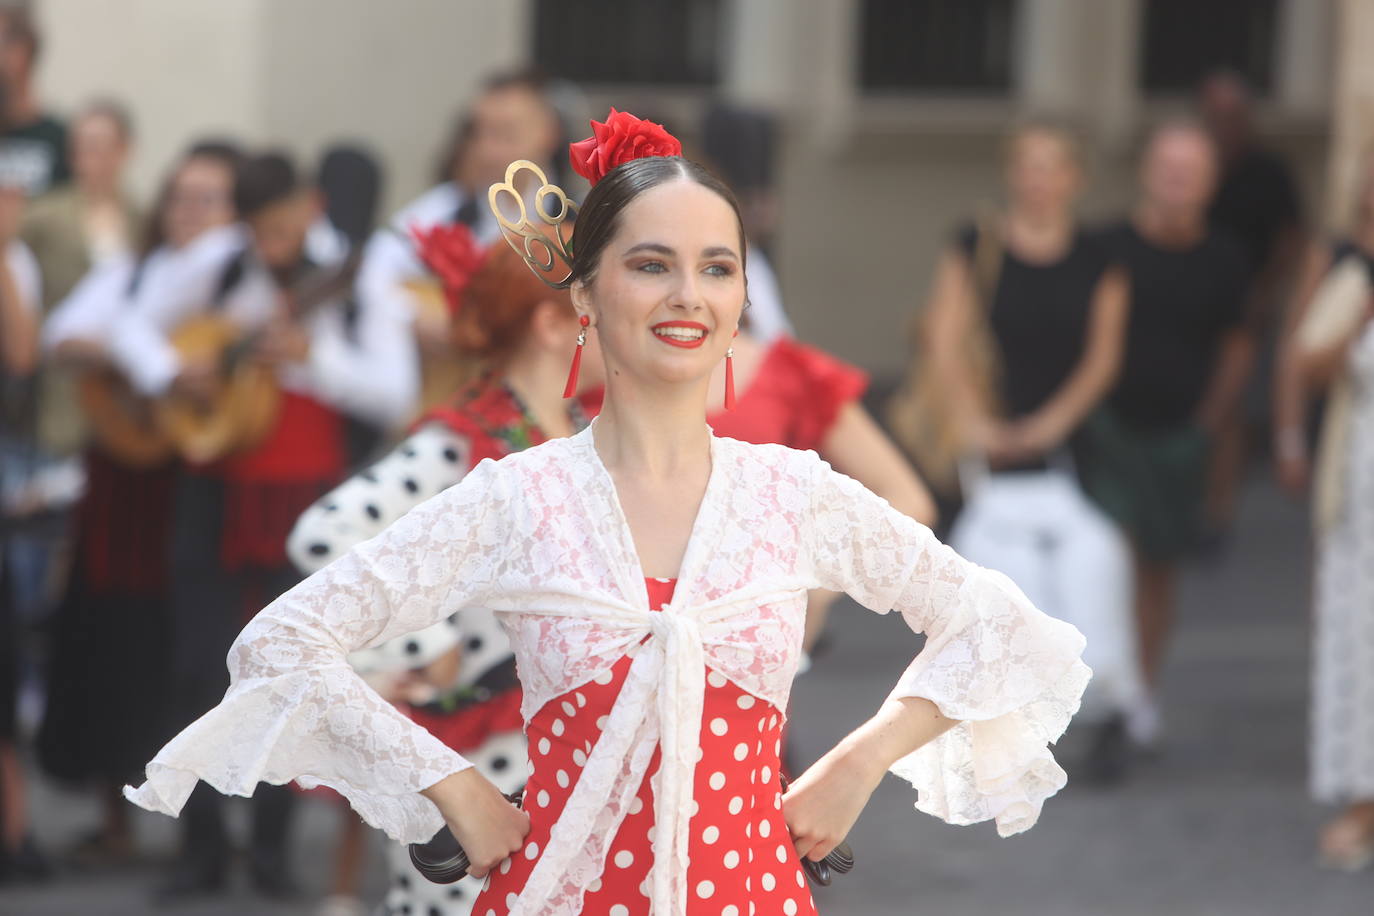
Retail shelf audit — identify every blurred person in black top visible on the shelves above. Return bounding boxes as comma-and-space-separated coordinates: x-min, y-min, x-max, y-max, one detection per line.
0, 8, 66, 197
920, 122, 1139, 783
1083, 120, 1254, 749
1198, 70, 1305, 527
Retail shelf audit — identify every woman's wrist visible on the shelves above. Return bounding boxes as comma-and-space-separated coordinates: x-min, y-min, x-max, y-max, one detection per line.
421, 763, 478, 804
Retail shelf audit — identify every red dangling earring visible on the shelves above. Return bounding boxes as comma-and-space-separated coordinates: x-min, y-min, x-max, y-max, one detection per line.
723, 329, 738, 411
563, 315, 591, 398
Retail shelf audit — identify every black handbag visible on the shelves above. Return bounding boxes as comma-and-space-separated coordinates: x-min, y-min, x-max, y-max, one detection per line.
409, 776, 855, 887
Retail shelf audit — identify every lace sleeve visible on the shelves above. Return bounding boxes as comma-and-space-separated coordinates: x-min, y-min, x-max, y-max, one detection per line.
124, 457, 512, 844
806, 454, 1090, 837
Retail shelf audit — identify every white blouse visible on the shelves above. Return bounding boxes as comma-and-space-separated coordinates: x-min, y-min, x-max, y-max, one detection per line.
126, 424, 1090, 916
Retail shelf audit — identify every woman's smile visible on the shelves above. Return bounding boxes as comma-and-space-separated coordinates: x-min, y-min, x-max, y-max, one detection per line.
651, 320, 709, 348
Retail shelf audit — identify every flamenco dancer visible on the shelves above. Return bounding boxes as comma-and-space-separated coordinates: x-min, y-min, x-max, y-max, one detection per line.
127, 112, 1090, 915
288, 220, 602, 915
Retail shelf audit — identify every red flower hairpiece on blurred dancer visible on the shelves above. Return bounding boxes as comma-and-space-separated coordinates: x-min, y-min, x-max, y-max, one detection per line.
410, 222, 486, 315
569, 108, 683, 186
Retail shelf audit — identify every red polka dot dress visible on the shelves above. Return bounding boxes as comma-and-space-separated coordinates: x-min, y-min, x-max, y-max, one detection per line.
475, 578, 819, 915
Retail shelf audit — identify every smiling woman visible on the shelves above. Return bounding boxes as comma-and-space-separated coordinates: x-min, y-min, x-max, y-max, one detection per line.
125, 111, 1092, 916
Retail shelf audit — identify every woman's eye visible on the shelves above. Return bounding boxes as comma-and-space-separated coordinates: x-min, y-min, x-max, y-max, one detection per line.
637, 260, 667, 274
704, 264, 734, 278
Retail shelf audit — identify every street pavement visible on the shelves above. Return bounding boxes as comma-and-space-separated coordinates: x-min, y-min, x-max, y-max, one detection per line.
2, 475, 1369, 915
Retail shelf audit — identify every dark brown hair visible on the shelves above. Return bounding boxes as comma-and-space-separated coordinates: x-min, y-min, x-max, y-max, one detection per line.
568, 156, 747, 289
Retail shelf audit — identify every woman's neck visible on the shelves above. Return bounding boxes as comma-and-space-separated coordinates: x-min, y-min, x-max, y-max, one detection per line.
1003, 206, 1074, 262
502, 346, 578, 440
592, 379, 712, 481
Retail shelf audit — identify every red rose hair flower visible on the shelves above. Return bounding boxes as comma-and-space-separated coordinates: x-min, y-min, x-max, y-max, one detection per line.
410, 221, 487, 315
568, 108, 683, 186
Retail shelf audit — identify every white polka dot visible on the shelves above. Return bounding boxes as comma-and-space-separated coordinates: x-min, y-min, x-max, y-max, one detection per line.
702, 825, 720, 845
708, 670, 728, 688
774, 739, 782, 755
709, 771, 726, 791
783, 899, 798, 915
594, 669, 614, 685
750, 769, 757, 785
723, 849, 740, 868
561, 700, 576, 717
759, 819, 771, 838
629, 795, 644, 815
761, 765, 772, 784
506, 893, 518, 908
723, 907, 740, 916
733, 743, 749, 761
697, 879, 715, 899
639, 878, 651, 897
537, 737, 551, 755
689, 799, 699, 816
556, 769, 569, 788
746, 822, 752, 838
647, 825, 657, 844
748, 848, 756, 863
575, 691, 587, 707
710, 717, 729, 736
762, 872, 776, 891
691, 745, 704, 763
551, 719, 565, 736
756, 740, 763, 755
588, 877, 602, 892
736, 694, 756, 710
536, 789, 550, 807
585, 740, 593, 754
609, 906, 628, 916
596, 715, 609, 731
776, 844, 789, 863
749, 903, 757, 916
769, 714, 778, 729
499, 857, 512, 874
729, 796, 744, 815
615, 850, 635, 868
745, 877, 752, 892
524, 841, 539, 860
774, 793, 782, 809
795, 869, 806, 887
573, 748, 587, 767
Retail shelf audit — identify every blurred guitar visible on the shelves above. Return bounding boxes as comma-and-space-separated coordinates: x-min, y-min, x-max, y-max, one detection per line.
80, 252, 361, 466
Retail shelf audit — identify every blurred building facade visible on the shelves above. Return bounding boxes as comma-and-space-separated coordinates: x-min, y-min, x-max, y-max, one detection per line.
30, 0, 1354, 378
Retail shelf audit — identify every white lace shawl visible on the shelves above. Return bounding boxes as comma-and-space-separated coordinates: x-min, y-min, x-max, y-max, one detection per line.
125, 424, 1090, 916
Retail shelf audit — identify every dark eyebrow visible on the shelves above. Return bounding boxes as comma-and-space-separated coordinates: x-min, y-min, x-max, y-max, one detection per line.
622, 242, 674, 257
621, 242, 740, 261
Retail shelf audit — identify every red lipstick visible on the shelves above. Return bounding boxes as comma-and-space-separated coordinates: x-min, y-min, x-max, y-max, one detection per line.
650, 320, 709, 349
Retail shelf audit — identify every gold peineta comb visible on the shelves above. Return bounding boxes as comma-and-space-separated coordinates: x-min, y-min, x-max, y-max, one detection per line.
487, 160, 578, 289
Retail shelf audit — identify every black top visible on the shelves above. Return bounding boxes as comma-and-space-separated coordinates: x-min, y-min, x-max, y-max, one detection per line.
956, 224, 1114, 421
1208, 146, 1301, 272
0, 115, 69, 197
1096, 221, 1251, 430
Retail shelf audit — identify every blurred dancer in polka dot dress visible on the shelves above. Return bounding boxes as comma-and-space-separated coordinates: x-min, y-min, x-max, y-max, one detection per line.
288, 223, 600, 915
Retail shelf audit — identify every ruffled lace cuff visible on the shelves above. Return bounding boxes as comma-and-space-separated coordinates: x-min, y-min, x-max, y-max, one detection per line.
889, 656, 1090, 836
886, 565, 1091, 837
124, 666, 472, 844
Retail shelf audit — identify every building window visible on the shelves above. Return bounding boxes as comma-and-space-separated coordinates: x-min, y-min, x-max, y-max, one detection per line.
532, 0, 722, 86
859, 0, 1018, 93
1141, 0, 1279, 94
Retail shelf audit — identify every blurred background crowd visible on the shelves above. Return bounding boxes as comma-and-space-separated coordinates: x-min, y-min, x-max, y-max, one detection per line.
1, 1, 1373, 914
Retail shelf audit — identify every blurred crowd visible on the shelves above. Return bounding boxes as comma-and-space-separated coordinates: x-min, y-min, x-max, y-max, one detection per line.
0, 3, 1371, 914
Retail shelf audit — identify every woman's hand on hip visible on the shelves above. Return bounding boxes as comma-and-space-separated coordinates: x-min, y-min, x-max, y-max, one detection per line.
782, 748, 883, 862
422, 766, 530, 878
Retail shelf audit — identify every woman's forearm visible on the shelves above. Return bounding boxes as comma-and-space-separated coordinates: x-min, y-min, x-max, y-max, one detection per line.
831, 696, 960, 783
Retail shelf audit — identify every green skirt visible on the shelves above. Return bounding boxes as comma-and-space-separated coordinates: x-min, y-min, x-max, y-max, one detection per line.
1076, 409, 1211, 562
